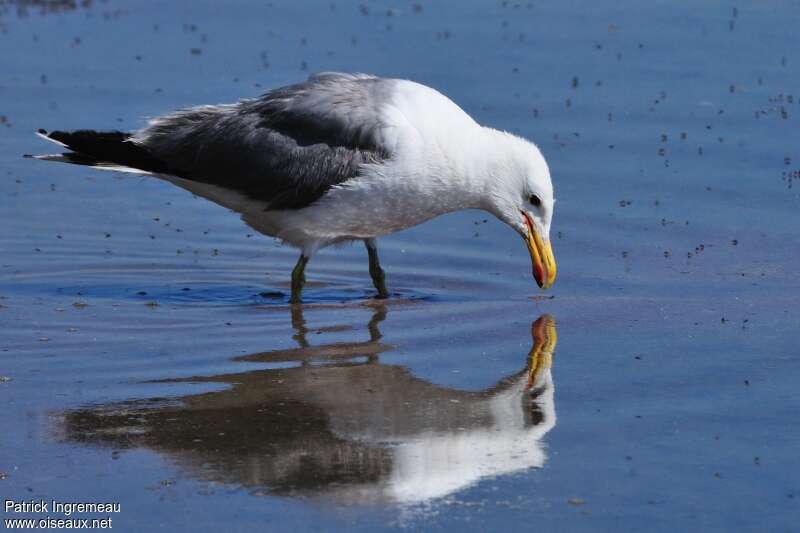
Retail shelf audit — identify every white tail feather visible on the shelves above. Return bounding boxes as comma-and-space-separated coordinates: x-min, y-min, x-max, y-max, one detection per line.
35, 130, 68, 148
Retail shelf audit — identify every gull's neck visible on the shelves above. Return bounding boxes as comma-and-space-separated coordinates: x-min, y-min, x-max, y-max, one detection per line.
443, 127, 520, 212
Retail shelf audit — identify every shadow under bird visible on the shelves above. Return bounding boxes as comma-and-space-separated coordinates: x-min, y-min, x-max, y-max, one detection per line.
28, 72, 557, 302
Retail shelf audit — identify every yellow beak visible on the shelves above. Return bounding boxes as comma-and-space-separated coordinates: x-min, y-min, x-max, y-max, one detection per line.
522, 212, 557, 289
527, 314, 557, 390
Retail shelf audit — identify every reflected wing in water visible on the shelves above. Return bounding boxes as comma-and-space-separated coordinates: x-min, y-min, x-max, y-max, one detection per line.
57, 307, 559, 504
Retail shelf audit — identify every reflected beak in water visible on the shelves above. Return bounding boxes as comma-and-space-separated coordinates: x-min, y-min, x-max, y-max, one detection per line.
527, 314, 557, 390
521, 211, 557, 289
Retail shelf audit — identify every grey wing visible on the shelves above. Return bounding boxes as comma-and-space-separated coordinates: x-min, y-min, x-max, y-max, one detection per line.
132, 73, 395, 210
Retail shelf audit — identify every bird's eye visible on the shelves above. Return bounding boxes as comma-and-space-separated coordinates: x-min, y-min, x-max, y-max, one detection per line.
528, 194, 542, 208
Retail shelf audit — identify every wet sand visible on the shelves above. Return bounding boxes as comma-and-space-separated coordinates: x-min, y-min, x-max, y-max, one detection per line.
1, 1, 798, 531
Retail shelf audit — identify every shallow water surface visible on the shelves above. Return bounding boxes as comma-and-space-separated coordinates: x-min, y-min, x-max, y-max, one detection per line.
1, 1, 798, 531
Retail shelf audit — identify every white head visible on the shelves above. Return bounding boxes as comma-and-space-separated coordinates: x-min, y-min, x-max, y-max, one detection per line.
482, 130, 557, 289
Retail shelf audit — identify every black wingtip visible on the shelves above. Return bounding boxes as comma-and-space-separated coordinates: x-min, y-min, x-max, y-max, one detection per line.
23, 153, 34, 158
38, 128, 48, 135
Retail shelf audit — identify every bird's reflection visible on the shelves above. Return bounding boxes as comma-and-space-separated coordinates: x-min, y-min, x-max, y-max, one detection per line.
58, 307, 558, 504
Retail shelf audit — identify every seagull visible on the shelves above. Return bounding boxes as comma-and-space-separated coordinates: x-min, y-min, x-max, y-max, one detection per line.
60, 310, 558, 504
29, 72, 557, 302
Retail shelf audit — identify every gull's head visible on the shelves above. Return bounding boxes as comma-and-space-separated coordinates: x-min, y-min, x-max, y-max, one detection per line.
483, 130, 557, 289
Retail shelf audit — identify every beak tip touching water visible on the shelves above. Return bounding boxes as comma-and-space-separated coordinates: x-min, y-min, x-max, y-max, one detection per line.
522, 212, 557, 290
533, 246, 557, 289
532, 258, 556, 289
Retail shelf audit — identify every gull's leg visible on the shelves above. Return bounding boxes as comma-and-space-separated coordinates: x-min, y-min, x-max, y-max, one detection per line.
290, 254, 309, 304
365, 238, 389, 299
290, 303, 310, 347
